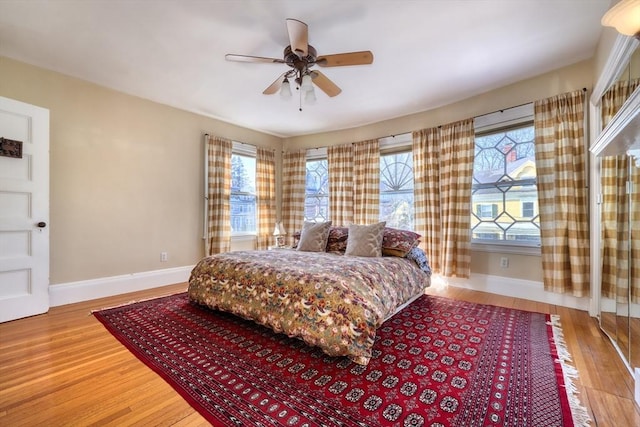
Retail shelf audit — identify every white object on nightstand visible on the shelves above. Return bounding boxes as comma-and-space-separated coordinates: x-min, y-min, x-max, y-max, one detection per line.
268, 245, 292, 250
273, 221, 287, 248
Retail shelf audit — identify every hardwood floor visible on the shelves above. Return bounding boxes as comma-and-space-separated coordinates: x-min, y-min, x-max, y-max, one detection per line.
1, 283, 639, 426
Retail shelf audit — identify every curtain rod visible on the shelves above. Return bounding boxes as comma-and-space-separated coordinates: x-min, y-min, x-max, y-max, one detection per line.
474, 87, 587, 120
223, 87, 590, 153
204, 134, 276, 152
309, 86, 586, 144
474, 101, 534, 120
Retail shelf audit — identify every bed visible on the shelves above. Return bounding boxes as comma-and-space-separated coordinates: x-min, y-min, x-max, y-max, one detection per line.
188, 224, 431, 365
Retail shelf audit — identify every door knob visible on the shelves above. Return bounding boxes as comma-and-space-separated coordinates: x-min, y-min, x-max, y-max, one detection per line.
37, 222, 47, 228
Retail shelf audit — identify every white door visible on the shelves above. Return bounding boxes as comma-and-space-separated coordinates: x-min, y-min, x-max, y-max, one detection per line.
0, 96, 49, 322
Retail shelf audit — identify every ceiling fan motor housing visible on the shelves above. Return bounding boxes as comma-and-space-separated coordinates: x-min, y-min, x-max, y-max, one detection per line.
284, 45, 317, 71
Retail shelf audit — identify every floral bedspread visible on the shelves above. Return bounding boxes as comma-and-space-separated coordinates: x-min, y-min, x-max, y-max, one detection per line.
188, 250, 430, 365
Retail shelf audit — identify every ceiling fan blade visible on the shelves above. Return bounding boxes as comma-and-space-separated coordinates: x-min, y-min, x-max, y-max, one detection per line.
286, 18, 308, 57
263, 73, 288, 95
310, 71, 341, 97
316, 51, 374, 67
225, 54, 285, 64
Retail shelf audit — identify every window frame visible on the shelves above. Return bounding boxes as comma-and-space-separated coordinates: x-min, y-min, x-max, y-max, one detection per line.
304, 151, 329, 223
470, 104, 541, 256
379, 143, 415, 230
230, 142, 257, 237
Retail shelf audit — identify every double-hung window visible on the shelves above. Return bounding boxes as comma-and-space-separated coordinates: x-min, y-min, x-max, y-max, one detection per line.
304, 151, 329, 222
380, 150, 414, 230
471, 104, 540, 249
230, 142, 256, 234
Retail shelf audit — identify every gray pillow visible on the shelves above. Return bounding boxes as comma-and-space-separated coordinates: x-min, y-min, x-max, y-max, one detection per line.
296, 221, 332, 252
345, 222, 386, 257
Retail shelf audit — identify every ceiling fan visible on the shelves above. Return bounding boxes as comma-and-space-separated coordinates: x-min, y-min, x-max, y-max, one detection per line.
225, 18, 373, 106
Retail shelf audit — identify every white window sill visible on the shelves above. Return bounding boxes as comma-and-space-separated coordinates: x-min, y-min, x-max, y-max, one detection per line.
471, 242, 541, 256
231, 234, 256, 242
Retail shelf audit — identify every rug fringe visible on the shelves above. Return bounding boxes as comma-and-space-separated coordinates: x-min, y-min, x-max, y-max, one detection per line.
548, 315, 592, 427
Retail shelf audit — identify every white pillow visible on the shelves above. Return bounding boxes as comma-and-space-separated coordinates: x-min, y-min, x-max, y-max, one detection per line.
345, 222, 386, 257
296, 221, 332, 252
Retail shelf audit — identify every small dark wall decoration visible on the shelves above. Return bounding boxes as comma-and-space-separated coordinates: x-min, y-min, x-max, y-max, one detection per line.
0, 137, 23, 159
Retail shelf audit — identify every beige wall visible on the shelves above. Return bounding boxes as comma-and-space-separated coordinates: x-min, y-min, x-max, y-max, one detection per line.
471, 252, 542, 282
284, 58, 595, 282
283, 59, 594, 150
1, 54, 595, 286
0, 56, 281, 285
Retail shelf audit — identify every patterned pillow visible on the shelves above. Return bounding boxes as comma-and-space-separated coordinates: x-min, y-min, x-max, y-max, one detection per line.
296, 221, 332, 252
405, 246, 432, 276
325, 226, 349, 253
382, 227, 422, 257
345, 222, 386, 257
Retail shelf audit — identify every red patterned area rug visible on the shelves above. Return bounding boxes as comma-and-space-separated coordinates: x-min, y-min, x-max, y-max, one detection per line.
94, 293, 590, 426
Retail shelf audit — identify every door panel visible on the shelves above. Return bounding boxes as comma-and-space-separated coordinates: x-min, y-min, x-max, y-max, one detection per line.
0, 96, 49, 322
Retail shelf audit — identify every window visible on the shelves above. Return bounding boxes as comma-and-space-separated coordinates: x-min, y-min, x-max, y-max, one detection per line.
305, 158, 329, 222
230, 152, 256, 234
476, 204, 498, 219
522, 201, 535, 218
380, 151, 414, 230
471, 122, 540, 246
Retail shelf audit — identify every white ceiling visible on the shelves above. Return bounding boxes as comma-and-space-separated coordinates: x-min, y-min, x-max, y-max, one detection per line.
0, 0, 612, 138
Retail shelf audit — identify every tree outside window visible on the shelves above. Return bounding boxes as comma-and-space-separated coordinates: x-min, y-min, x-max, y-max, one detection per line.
230, 153, 256, 233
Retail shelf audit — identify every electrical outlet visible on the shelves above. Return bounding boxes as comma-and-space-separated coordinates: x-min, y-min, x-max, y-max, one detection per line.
160, 252, 168, 262
500, 257, 509, 268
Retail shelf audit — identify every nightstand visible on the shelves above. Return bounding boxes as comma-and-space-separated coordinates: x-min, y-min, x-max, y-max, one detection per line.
268, 245, 293, 250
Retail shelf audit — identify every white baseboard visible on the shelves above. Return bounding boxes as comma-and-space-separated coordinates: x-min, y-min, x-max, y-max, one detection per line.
49, 268, 591, 313
446, 273, 590, 312
49, 266, 194, 307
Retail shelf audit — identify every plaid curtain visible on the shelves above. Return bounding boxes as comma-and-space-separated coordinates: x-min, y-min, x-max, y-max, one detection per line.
412, 119, 474, 278
281, 150, 306, 246
206, 135, 232, 256
440, 119, 474, 278
534, 89, 589, 297
600, 78, 640, 302
256, 147, 276, 250
413, 128, 442, 273
328, 143, 354, 226
353, 139, 380, 224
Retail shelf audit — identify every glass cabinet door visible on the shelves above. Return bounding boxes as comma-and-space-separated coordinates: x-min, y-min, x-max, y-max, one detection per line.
600, 155, 630, 357
629, 159, 640, 369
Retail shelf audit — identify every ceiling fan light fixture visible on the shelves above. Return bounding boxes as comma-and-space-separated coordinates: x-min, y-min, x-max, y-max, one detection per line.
601, 0, 640, 38
280, 78, 292, 99
301, 73, 313, 92
304, 87, 316, 104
